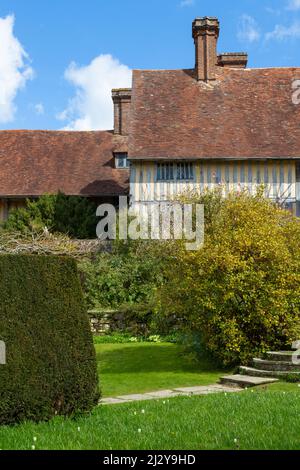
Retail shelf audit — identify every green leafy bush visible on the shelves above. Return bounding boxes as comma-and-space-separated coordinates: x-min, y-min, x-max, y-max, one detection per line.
79, 240, 167, 333
4, 193, 97, 239
93, 333, 179, 344
284, 373, 300, 383
0, 255, 99, 425
159, 190, 300, 366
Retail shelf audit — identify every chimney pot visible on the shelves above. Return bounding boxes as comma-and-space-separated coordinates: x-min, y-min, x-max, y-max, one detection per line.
218, 52, 248, 68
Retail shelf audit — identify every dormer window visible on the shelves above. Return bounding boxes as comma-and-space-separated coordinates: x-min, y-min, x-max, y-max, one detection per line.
115, 152, 129, 169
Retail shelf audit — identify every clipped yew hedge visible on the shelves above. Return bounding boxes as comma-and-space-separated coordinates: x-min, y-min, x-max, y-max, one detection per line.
0, 255, 99, 425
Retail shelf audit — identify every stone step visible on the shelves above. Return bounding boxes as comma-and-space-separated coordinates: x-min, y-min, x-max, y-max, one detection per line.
253, 358, 300, 372
220, 374, 278, 389
240, 366, 300, 379
266, 351, 300, 362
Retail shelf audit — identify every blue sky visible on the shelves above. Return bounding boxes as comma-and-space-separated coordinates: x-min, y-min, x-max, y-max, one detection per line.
0, 0, 300, 130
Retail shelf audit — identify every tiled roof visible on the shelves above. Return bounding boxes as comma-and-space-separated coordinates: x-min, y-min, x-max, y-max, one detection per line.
0, 130, 129, 197
129, 67, 300, 160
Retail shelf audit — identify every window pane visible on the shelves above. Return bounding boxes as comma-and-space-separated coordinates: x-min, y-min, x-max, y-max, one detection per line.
264, 164, 269, 184
175, 163, 194, 180
240, 163, 245, 184
170, 164, 174, 180
115, 153, 129, 168
190, 163, 194, 180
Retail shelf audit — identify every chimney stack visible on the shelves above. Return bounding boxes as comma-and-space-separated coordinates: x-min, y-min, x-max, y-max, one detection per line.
112, 88, 132, 135
192, 17, 220, 82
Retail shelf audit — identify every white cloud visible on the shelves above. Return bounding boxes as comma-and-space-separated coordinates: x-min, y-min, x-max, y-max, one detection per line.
58, 54, 132, 131
237, 15, 261, 43
265, 21, 300, 40
34, 103, 44, 115
0, 14, 33, 123
287, 0, 300, 10
265, 7, 281, 16
180, 0, 195, 7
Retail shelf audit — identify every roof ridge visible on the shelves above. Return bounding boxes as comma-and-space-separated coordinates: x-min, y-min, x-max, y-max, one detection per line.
133, 66, 300, 73
0, 129, 113, 133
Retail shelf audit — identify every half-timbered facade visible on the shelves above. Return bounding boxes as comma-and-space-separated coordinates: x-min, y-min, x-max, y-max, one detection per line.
128, 17, 300, 215
130, 160, 298, 210
1, 16, 300, 220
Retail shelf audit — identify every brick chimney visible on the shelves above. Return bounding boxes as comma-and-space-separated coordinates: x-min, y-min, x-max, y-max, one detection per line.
112, 88, 132, 135
192, 17, 220, 82
218, 52, 248, 68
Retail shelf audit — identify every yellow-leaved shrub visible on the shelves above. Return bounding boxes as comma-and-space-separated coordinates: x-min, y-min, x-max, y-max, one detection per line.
159, 190, 300, 366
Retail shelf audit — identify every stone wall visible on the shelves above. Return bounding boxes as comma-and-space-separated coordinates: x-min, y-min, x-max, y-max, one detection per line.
89, 311, 113, 335
88, 309, 149, 336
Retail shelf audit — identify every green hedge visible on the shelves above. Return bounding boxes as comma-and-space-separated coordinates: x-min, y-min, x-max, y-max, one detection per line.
0, 255, 99, 425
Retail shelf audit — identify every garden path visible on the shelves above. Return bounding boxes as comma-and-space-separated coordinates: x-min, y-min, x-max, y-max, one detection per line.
100, 384, 240, 405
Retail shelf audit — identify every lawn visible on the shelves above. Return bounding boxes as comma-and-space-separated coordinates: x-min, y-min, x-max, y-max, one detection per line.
1, 390, 300, 450
95, 342, 228, 397
0, 340, 299, 450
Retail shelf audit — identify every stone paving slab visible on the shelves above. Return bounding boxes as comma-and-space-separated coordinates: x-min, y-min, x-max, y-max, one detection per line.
174, 385, 240, 395
221, 374, 278, 388
174, 386, 216, 394
99, 384, 240, 406
117, 394, 155, 402
100, 397, 127, 405
144, 390, 178, 399
205, 384, 242, 393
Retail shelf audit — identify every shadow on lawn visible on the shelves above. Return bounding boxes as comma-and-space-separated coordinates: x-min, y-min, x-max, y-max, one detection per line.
96, 344, 223, 375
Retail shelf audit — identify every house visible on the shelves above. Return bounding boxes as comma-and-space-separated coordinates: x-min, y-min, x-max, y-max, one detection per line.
0, 88, 131, 220
1, 16, 300, 222
128, 17, 300, 216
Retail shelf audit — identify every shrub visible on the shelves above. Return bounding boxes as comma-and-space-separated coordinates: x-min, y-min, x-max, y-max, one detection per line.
159, 190, 300, 366
93, 333, 179, 344
284, 373, 300, 383
4, 193, 97, 239
0, 230, 80, 257
79, 240, 168, 334
0, 255, 99, 425
53, 192, 98, 239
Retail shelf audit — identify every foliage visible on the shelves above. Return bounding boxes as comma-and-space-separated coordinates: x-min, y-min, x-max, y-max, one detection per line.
0, 230, 81, 257
283, 373, 300, 383
159, 190, 300, 366
0, 254, 99, 425
79, 240, 169, 332
93, 333, 141, 344
4, 193, 98, 239
53, 192, 98, 239
93, 333, 179, 344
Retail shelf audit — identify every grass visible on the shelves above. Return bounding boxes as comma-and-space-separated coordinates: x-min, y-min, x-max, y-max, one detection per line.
95, 342, 228, 397
0, 340, 299, 450
260, 381, 300, 392
1, 390, 300, 450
